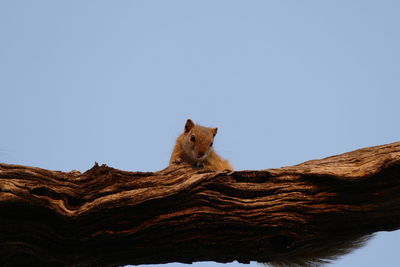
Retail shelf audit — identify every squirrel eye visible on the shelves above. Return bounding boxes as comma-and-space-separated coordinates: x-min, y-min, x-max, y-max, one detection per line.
210, 142, 213, 147
190, 135, 196, 142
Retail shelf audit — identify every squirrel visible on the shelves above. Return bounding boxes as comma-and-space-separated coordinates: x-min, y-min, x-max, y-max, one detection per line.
169, 119, 233, 172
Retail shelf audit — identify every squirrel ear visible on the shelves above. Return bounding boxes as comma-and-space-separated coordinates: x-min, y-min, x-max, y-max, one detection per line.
184, 119, 195, 133
212, 127, 218, 137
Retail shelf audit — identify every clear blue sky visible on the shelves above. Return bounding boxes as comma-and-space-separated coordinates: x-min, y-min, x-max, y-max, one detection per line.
1, 1, 399, 266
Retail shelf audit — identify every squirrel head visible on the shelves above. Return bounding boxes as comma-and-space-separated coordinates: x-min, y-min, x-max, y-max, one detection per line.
182, 119, 218, 164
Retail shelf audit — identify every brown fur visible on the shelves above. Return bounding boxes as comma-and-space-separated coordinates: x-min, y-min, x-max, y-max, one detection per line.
170, 119, 233, 171
264, 235, 373, 267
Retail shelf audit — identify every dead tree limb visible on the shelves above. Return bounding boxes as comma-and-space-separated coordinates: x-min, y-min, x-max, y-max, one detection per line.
1, 142, 400, 266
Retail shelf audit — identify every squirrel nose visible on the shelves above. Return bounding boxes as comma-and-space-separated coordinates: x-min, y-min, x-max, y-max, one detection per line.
198, 151, 205, 157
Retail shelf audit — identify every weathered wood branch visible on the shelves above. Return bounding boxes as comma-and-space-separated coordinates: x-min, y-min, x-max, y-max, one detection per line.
1, 142, 400, 267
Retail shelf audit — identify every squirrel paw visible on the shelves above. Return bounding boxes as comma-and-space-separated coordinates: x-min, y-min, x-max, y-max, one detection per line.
196, 162, 205, 168
171, 158, 183, 165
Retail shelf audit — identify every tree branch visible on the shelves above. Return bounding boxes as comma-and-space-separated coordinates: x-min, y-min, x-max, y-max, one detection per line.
1, 142, 400, 266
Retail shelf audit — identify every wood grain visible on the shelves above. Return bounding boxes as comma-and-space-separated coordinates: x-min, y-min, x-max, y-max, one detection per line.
1, 142, 400, 266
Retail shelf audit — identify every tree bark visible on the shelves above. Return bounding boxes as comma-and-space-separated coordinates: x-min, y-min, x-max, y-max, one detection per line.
1, 142, 400, 267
